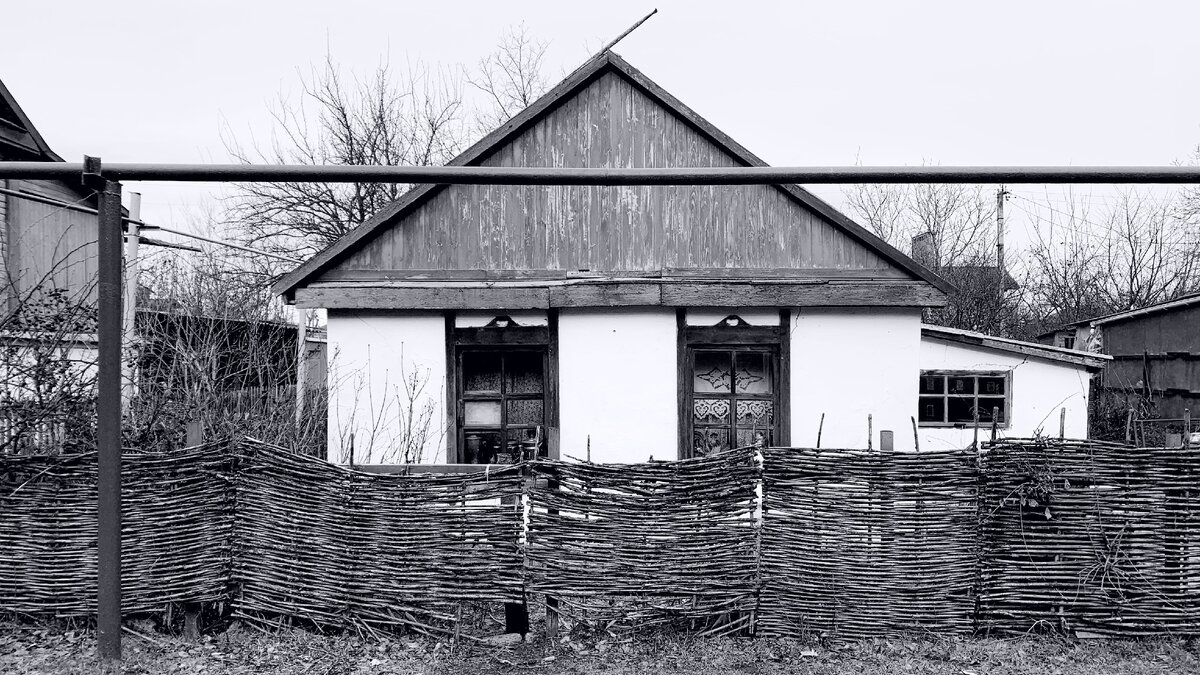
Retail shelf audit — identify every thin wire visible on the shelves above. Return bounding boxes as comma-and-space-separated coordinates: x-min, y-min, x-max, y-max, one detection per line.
1010, 194, 1200, 246
8, 187, 100, 230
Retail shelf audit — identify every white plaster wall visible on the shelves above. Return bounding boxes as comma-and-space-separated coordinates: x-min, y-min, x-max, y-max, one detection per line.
918, 338, 1092, 451
558, 308, 678, 463
789, 308, 923, 450
325, 311, 447, 465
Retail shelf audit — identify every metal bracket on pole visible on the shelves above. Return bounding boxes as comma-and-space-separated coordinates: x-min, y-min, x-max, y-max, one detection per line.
82, 155, 104, 191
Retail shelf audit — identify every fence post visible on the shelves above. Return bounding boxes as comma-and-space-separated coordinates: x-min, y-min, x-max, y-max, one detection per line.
182, 421, 203, 639
1058, 408, 1066, 440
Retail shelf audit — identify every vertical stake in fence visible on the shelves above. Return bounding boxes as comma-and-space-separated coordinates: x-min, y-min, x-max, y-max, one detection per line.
182, 421, 204, 638
91, 158, 124, 662
990, 406, 999, 442
911, 416, 920, 452
1059, 407, 1066, 440
816, 413, 824, 449
1125, 408, 1135, 443
1185, 409, 1192, 450
867, 414, 873, 451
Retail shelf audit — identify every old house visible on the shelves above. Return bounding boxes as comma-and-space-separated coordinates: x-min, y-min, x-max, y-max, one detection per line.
275, 52, 1107, 464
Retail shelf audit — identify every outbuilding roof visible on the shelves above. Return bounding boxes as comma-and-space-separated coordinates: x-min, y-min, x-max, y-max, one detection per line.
922, 324, 1111, 371
1089, 291, 1200, 327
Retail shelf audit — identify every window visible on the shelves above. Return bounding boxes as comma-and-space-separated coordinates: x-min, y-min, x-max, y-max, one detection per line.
690, 348, 778, 456
449, 315, 555, 464
1059, 334, 1076, 349
680, 314, 788, 458
458, 349, 547, 464
918, 370, 1010, 427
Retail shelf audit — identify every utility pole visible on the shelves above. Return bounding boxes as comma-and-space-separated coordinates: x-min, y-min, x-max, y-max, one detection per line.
121, 192, 140, 411
996, 186, 1010, 302
996, 186, 1009, 273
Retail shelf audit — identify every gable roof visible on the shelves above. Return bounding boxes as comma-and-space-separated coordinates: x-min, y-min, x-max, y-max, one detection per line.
274, 51, 953, 300
0, 77, 62, 161
922, 324, 1110, 371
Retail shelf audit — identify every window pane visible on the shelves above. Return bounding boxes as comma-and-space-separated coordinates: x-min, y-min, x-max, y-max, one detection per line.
735, 427, 771, 449
505, 352, 543, 394
948, 377, 975, 395
463, 431, 503, 464
506, 398, 543, 426
693, 352, 732, 393
918, 396, 944, 423
978, 398, 1006, 423
463, 352, 502, 393
978, 376, 1006, 396
694, 398, 731, 425
734, 352, 772, 393
947, 397, 978, 423
465, 400, 501, 426
736, 400, 773, 426
919, 374, 944, 394
693, 427, 730, 456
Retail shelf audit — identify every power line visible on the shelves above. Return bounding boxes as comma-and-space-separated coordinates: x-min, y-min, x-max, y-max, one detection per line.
1009, 195, 1200, 246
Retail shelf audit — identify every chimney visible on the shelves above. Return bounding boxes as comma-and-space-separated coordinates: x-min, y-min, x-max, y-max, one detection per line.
911, 232, 936, 269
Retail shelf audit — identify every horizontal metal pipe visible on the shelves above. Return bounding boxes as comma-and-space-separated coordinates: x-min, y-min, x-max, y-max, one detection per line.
2, 161, 1200, 184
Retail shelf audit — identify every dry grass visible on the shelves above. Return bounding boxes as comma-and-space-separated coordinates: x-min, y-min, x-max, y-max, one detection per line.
2, 619, 1197, 675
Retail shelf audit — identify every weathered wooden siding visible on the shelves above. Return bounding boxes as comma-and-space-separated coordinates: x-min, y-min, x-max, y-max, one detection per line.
5, 179, 98, 307
324, 72, 904, 278
1099, 305, 1200, 416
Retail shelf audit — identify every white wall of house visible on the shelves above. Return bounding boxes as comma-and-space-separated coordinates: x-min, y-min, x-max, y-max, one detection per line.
325, 310, 447, 465
789, 308, 924, 451
558, 308, 678, 463
918, 337, 1092, 451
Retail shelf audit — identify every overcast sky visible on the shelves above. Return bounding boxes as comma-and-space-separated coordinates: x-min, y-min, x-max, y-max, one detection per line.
2, 0, 1198, 253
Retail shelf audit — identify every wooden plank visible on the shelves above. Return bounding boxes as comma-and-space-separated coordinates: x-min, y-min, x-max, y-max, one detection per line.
661, 281, 948, 308
298, 280, 945, 309
548, 282, 662, 307
296, 285, 551, 310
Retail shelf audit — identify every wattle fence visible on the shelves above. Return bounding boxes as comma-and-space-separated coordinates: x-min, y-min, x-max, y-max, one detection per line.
1, 437, 1198, 638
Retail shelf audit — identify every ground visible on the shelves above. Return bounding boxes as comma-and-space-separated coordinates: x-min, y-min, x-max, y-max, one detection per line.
2, 621, 1198, 675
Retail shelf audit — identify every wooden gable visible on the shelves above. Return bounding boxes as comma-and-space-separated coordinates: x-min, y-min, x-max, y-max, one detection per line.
279, 53, 949, 309
324, 70, 902, 278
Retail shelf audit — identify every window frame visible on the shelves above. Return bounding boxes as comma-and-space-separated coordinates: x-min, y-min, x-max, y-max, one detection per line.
445, 312, 558, 463
677, 310, 790, 459
917, 369, 1012, 428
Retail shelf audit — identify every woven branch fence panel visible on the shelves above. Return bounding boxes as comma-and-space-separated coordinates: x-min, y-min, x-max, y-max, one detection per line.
0, 443, 232, 616
525, 450, 759, 632
758, 447, 980, 638
979, 438, 1200, 635
232, 440, 524, 635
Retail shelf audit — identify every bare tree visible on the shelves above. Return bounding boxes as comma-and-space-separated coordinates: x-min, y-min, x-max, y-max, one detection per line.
223, 27, 549, 260
222, 54, 467, 259
1022, 189, 1200, 331
466, 23, 550, 132
845, 180, 1027, 335
127, 241, 324, 453
846, 182, 996, 268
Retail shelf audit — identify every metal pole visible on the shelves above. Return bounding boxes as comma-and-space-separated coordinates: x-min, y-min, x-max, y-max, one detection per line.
95, 174, 124, 662
3, 162, 1200, 184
